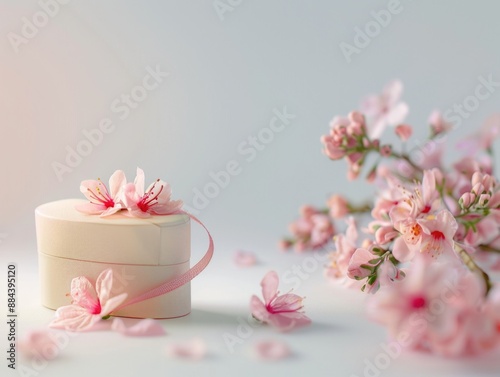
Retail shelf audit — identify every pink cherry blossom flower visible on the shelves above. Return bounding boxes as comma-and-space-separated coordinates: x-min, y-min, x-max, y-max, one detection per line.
415, 141, 444, 170
360, 80, 409, 139
327, 194, 349, 219
392, 210, 458, 262
458, 114, 500, 154
75, 170, 127, 216
479, 113, 500, 150
392, 219, 421, 262
253, 340, 291, 361
390, 170, 441, 224
49, 269, 128, 332
250, 271, 311, 332
234, 250, 257, 267
123, 168, 183, 217
463, 216, 500, 248
18, 331, 61, 361
111, 318, 166, 337
369, 258, 498, 356
428, 110, 453, 135
418, 210, 458, 259
491, 258, 500, 271
325, 217, 358, 281
165, 338, 207, 360
453, 156, 493, 179
395, 124, 413, 141
375, 225, 399, 245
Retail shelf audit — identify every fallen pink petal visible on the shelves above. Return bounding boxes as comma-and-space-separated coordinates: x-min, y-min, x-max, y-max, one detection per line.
234, 250, 257, 267
165, 338, 207, 360
111, 318, 166, 337
18, 330, 61, 361
254, 340, 291, 361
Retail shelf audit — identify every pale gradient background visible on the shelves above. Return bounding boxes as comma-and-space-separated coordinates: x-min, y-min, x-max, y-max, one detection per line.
1, 1, 500, 376
2, 0, 500, 252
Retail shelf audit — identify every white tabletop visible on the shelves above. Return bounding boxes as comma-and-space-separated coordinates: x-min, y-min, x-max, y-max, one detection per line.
2, 237, 499, 377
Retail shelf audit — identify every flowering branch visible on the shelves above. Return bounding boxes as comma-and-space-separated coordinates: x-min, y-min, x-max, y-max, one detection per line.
281, 80, 500, 356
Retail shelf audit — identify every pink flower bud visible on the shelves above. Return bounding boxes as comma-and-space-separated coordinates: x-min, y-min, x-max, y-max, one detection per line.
329, 116, 349, 130
363, 278, 380, 294
347, 248, 374, 280
379, 261, 405, 286
478, 193, 491, 207
489, 191, 500, 208
395, 124, 413, 141
430, 168, 444, 186
327, 194, 349, 219
349, 122, 364, 136
300, 205, 317, 218
347, 163, 361, 181
348, 111, 365, 125
428, 110, 452, 135
472, 183, 485, 196
482, 174, 495, 192
294, 241, 307, 253
380, 145, 392, 157
459, 192, 476, 208
471, 172, 495, 192
323, 142, 346, 160
278, 239, 293, 251
376, 165, 391, 178
347, 152, 363, 164
471, 171, 483, 187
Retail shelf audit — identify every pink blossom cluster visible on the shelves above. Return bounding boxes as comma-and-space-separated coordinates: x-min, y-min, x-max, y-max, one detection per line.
321, 111, 394, 181
280, 197, 372, 253
76, 167, 182, 217
284, 81, 500, 356
280, 205, 335, 252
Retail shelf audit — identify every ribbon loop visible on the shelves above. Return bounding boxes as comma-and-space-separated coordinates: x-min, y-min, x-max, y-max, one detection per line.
117, 212, 213, 311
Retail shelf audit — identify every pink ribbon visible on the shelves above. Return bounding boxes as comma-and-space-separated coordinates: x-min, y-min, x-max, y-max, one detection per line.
116, 212, 213, 311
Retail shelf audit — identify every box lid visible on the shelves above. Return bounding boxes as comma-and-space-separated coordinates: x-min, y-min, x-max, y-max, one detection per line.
35, 199, 190, 266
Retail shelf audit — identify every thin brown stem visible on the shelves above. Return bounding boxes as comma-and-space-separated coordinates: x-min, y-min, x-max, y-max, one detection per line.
453, 243, 492, 296
390, 152, 423, 173
348, 203, 372, 214
478, 244, 500, 254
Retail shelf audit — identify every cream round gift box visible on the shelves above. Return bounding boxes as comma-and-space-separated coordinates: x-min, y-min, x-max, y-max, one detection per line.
35, 199, 191, 319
